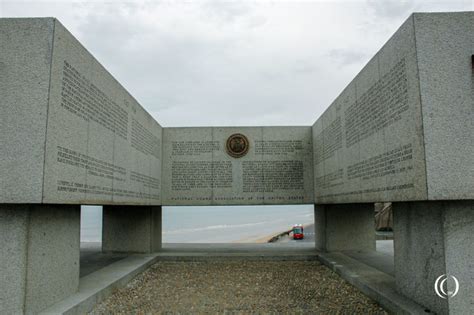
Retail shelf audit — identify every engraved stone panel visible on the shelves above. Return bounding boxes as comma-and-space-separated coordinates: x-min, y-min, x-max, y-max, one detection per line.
313, 15, 428, 204
2, 14, 472, 207
161, 128, 214, 205
162, 127, 314, 205
41, 20, 162, 205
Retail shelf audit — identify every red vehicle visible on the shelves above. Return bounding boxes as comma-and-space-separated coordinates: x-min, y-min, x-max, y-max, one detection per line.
292, 224, 304, 240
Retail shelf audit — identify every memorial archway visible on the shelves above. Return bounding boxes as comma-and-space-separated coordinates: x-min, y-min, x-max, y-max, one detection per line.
2, 13, 473, 314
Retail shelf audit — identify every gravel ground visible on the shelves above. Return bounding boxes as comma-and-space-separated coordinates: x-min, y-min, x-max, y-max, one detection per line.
90, 260, 387, 314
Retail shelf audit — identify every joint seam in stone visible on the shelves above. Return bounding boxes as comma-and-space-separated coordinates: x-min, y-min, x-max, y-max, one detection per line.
412, 14, 431, 201
40, 19, 56, 203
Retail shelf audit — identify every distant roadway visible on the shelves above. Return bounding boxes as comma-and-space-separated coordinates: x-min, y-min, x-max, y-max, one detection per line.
301, 223, 315, 243
274, 223, 315, 244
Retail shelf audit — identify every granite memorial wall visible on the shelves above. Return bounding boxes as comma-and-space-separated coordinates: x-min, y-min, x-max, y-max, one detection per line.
312, 12, 473, 204
2, 13, 473, 315
0, 18, 163, 206
161, 127, 314, 205
1, 14, 472, 207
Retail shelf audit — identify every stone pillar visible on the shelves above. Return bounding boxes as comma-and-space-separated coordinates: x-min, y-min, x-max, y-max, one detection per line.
0, 204, 80, 314
314, 203, 375, 252
102, 205, 162, 253
393, 201, 474, 314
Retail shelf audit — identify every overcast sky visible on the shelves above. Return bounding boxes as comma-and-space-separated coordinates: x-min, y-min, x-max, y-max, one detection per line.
1, 1, 472, 127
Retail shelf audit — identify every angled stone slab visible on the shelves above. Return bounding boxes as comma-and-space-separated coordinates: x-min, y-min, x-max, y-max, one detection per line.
313, 14, 427, 204
312, 12, 474, 204
0, 18, 163, 206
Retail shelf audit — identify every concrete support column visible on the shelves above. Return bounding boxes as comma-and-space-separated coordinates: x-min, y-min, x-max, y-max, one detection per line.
0, 204, 80, 314
314, 203, 375, 252
102, 205, 162, 253
393, 201, 474, 314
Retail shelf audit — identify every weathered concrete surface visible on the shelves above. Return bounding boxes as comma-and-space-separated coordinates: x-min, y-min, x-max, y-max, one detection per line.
393, 201, 474, 314
0, 18, 162, 206
162, 126, 314, 206
102, 206, 162, 253
315, 203, 375, 252
0, 204, 80, 314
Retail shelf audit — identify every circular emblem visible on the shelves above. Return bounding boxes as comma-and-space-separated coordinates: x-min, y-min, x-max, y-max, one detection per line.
226, 133, 249, 158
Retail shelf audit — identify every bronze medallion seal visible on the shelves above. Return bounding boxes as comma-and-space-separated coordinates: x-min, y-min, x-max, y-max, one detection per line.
226, 133, 249, 158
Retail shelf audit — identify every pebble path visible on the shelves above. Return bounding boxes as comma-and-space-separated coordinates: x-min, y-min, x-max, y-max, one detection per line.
90, 260, 387, 314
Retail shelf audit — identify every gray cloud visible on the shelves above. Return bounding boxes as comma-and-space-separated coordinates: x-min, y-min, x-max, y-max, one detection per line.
328, 49, 369, 67
366, 0, 416, 20
1, 1, 472, 127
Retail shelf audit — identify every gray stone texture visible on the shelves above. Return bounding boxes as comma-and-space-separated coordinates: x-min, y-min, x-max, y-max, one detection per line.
39, 254, 163, 315
0, 18, 54, 203
312, 12, 474, 204
162, 127, 314, 206
102, 206, 162, 253
318, 252, 429, 314
0, 204, 80, 314
0, 18, 162, 206
393, 201, 474, 314
314, 203, 375, 252
414, 13, 474, 200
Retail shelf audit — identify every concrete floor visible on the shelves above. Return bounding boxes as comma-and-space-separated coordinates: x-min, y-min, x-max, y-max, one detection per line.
254, 224, 395, 276
343, 240, 394, 276
80, 242, 128, 277
81, 239, 395, 276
